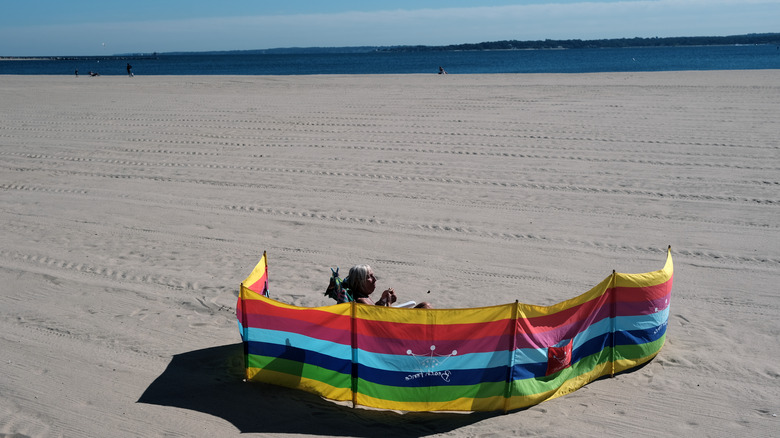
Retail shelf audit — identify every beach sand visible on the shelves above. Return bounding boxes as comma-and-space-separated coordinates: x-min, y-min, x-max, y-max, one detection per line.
1, 71, 778, 437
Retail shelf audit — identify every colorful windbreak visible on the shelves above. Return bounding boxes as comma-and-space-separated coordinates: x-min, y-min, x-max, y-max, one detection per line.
236, 248, 673, 412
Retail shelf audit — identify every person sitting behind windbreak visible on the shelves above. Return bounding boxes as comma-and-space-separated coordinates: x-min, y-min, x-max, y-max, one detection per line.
345, 264, 432, 309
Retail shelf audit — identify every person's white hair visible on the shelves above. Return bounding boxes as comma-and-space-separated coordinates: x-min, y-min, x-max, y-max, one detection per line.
346, 264, 372, 295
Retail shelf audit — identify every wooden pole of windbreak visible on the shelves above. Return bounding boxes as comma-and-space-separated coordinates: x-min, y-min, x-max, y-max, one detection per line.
350, 300, 358, 408
503, 300, 519, 414
240, 283, 250, 380
610, 270, 617, 377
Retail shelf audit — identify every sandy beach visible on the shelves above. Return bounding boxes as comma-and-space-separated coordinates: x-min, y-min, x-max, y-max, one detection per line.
1, 71, 778, 437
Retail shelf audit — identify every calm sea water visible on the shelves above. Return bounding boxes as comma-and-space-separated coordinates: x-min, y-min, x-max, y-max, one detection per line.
2, 45, 779, 76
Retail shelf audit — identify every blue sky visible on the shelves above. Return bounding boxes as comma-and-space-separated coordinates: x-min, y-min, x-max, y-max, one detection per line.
1, 0, 778, 56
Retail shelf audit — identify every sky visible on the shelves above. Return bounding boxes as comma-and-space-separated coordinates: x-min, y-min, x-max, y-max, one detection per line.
1, 0, 778, 56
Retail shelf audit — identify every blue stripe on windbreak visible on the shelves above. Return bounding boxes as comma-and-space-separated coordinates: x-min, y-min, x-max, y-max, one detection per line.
355, 363, 509, 387
247, 340, 352, 375
511, 361, 550, 380
243, 326, 352, 360
573, 331, 612, 364
574, 319, 667, 365
616, 320, 667, 345
355, 348, 511, 373
617, 307, 669, 332
572, 308, 669, 351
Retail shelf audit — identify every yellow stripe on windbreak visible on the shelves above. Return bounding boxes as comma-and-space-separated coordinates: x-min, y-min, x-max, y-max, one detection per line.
612, 353, 660, 374
615, 248, 673, 288
516, 274, 613, 319
354, 392, 507, 412
242, 252, 267, 287
239, 285, 265, 301
355, 301, 515, 324
246, 367, 353, 402
240, 290, 354, 317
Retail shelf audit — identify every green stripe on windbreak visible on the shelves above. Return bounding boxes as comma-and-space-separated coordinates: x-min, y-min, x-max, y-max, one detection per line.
614, 335, 665, 361
247, 354, 351, 389
511, 351, 606, 396
355, 378, 506, 403
510, 336, 666, 396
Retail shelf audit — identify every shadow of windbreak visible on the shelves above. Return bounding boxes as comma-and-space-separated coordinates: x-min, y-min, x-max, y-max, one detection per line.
137, 343, 497, 436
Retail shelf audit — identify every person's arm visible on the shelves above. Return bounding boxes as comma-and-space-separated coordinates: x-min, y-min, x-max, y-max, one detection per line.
376, 289, 397, 306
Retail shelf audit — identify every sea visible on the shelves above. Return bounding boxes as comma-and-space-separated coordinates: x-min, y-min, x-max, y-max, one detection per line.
2, 45, 779, 76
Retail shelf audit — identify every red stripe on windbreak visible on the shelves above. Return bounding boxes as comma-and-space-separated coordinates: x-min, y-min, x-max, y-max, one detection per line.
516, 317, 607, 349
235, 297, 248, 326
355, 332, 515, 356
241, 299, 351, 330
516, 291, 611, 333
615, 276, 673, 302
247, 271, 268, 294
246, 313, 351, 345
355, 318, 515, 342
513, 299, 612, 349
509, 279, 671, 331
616, 293, 671, 316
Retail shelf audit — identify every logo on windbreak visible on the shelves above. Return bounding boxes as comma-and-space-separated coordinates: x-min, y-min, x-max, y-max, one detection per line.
405, 345, 457, 382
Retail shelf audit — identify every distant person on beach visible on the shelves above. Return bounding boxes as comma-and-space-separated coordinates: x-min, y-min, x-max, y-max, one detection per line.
75, 69, 78, 77
438, 66, 447, 74
345, 264, 432, 308
126, 63, 133, 77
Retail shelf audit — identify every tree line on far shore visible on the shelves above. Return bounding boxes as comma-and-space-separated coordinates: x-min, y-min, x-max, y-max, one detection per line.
380, 33, 780, 52
58, 32, 780, 58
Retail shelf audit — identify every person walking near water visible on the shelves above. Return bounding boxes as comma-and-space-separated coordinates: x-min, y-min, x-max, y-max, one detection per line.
126, 63, 133, 77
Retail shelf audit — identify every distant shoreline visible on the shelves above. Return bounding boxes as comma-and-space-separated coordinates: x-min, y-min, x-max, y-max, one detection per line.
1, 43, 777, 60
3, 32, 778, 58
0, 57, 50, 61
380, 33, 780, 52
0, 55, 158, 61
